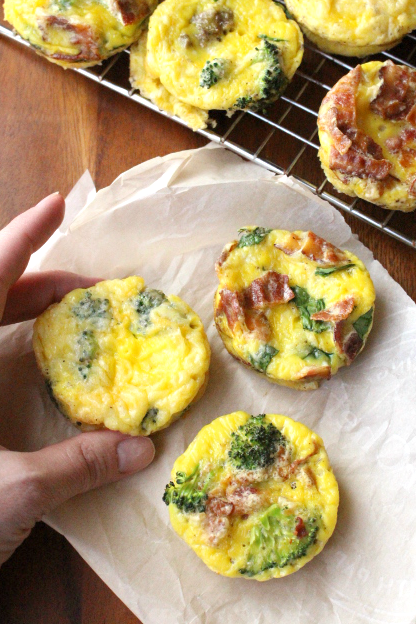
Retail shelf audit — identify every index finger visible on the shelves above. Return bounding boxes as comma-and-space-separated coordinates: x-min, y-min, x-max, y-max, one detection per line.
0, 193, 65, 316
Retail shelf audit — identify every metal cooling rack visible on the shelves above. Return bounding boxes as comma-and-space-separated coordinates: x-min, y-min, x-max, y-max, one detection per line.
2, 16, 416, 248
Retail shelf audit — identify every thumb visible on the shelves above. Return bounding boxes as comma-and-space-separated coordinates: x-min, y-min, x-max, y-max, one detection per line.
0, 432, 154, 565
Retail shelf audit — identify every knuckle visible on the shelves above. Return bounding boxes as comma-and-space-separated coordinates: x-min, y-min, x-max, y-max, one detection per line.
75, 439, 113, 491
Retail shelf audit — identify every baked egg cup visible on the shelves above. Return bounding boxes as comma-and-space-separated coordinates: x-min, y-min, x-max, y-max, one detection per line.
318, 61, 416, 212
4, 0, 157, 68
284, 0, 416, 57
214, 228, 375, 390
163, 411, 339, 580
33, 276, 211, 435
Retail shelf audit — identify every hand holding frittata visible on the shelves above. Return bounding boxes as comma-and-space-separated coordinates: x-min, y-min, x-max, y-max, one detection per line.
0, 194, 155, 566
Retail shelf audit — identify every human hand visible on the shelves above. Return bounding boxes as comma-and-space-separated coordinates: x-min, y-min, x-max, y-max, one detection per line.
0, 193, 155, 566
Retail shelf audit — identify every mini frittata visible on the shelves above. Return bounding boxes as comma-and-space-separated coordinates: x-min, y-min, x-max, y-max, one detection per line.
214, 228, 375, 390
285, 0, 416, 57
318, 61, 416, 212
33, 276, 211, 435
164, 411, 339, 580
132, 0, 303, 123
4, 0, 157, 68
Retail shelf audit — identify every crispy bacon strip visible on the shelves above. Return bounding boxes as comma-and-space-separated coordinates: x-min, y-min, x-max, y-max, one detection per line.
243, 271, 294, 309
244, 310, 271, 342
206, 497, 234, 517
225, 484, 263, 515
370, 61, 416, 122
38, 16, 100, 62
334, 321, 363, 364
109, 0, 149, 25
294, 517, 308, 538
294, 365, 332, 381
215, 241, 237, 273
217, 289, 270, 340
275, 231, 349, 265
329, 145, 392, 180
311, 296, 354, 322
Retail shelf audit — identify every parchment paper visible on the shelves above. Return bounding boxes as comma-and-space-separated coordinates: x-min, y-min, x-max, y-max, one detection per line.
1, 144, 415, 624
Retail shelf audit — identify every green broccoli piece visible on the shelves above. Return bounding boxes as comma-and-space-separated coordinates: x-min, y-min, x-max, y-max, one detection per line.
353, 307, 373, 339
249, 344, 279, 372
141, 407, 159, 432
229, 414, 285, 471
77, 329, 98, 380
237, 227, 271, 247
132, 288, 167, 333
72, 291, 110, 321
292, 286, 331, 333
239, 504, 319, 576
315, 263, 355, 277
163, 464, 213, 513
199, 58, 227, 88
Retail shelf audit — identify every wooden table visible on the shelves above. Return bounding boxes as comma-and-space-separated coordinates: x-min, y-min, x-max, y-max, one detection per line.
1, 12, 415, 624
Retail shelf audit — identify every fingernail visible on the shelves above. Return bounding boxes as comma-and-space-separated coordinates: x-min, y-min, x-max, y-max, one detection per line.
117, 437, 155, 473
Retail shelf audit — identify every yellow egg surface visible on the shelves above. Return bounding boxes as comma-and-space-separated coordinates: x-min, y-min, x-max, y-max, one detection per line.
145, 0, 303, 112
130, 29, 210, 131
33, 276, 211, 435
214, 228, 375, 390
164, 411, 339, 580
4, 0, 157, 68
318, 61, 416, 212
285, 0, 416, 57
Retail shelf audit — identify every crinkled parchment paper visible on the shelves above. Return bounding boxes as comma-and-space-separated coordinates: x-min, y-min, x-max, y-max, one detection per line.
1, 144, 415, 624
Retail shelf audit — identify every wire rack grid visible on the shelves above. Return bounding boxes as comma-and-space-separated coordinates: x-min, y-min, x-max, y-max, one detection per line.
1, 13, 416, 248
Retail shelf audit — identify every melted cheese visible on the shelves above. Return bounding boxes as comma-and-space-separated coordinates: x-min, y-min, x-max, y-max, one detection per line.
285, 0, 416, 56
33, 276, 210, 435
168, 411, 339, 580
214, 229, 375, 390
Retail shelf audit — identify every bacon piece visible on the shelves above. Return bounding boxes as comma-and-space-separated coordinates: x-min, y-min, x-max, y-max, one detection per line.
38, 16, 100, 62
244, 310, 271, 342
311, 296, 354, 322
329, 145, 392, 180
319, 65, 362, 155
243, 271, 294, 309
275, 231, 349, 265
410, 177, 416, 197
206, 497, 234, 517
294, 365, 332, 381
334, 321, 363, 364
225, 484, 263, 515
294, 517, 308, 538
108, 0, 149, 25
303, 466, 317, 488
370, 61, 416, 122
205, 515, 229, 546
215, 241, 237, 273
217, 289, 245, 331
289, 441, 319, 475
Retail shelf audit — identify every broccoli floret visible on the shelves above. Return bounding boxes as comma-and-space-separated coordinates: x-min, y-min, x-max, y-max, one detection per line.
353, 308, 373, 339
163, 464, 213, 513
200, 58, 227, 88
237, 227, 271, 247
132, 288, 167, 333
292, 286, 331, 333
239, 504, 319, 576
249, 344, 279, 372
315, 263, 355, 277
141, 407, 159, 432
72, 291, 110, 321
228, 414, 285, 471
77, 329, 98, 380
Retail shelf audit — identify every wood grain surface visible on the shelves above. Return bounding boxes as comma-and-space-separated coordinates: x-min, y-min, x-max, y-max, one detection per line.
0, 9, 415, 624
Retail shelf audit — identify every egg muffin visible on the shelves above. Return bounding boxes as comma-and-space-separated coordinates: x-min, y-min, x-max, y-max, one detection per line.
285, 0, 416, 57
139, 0, 303, 117
4, 0, 157, 69
130, 29, 210, 131
163, 411, 339, 580
318, 61, 416, 212
214, 228, 375, 390
33, 276, 210, 435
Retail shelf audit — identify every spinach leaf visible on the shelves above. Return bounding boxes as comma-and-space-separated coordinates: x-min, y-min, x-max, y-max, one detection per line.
315, 263, 355, 277
303, 347, 332, 362
292, 286, 331, 333
249, 344, 279, 372
353, 308, 373, 339
237, 227, 272, 248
